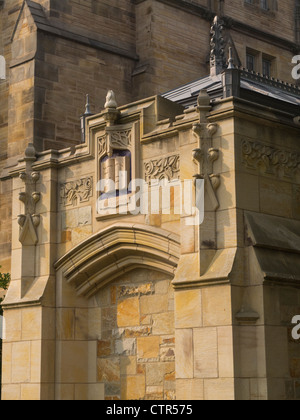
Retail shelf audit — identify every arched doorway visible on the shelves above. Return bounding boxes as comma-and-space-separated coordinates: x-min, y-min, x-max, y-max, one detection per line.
54, 223, 180, 400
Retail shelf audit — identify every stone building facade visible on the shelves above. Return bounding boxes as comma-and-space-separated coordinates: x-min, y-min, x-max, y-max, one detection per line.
1, 0, 300, 273
0, 0, 300, 400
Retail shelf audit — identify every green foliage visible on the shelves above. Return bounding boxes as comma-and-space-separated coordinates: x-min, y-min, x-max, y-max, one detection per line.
0, 267, 10, 316
0, 266, 10, 399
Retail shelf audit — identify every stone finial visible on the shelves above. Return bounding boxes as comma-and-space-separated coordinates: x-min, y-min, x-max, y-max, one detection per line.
24, 143, 36, 162
104, 90, 118, 109
84, 94, 93, 117
197, 89, 210, 108
210, 15, 226, 77
102, 90, 120, 126
222, 47, 241, 98
227, 47, 235, 70
80, 94, 93, 143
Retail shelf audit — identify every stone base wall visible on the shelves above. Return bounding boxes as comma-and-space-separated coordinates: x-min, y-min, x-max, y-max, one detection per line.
55, 268, 176, 400
96, 268, 175, 400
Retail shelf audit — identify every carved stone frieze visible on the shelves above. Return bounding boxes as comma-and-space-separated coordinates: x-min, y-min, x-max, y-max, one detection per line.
60, 177, 93, 207
144, 155, 180, 183
241, 139, 300, 179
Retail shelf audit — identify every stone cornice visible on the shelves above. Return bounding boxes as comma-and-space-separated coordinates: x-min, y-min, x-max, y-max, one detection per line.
208, 96, 299, 128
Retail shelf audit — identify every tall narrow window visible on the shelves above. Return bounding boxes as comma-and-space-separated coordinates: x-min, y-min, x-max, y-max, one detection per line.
246, 53, 255, 72
262, 58, 271, 77
260, 0, 268, 10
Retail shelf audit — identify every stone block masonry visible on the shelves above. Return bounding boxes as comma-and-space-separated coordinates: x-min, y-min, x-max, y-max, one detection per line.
95, 269, 176, 400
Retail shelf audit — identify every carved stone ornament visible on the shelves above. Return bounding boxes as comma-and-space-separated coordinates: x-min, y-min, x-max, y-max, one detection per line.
144, 155, 180, 183
102, 90, 120, 126
242, 139, 300, 179
98, 128, 132, 159
96, 92, 140, 217
210, 15, 227, 77
18, 143, 41, 245
60, 177, 93, 207
193, 89, 220, 211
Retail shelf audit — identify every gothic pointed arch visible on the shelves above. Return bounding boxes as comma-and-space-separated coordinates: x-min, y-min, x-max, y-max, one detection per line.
54, 223, 180, 298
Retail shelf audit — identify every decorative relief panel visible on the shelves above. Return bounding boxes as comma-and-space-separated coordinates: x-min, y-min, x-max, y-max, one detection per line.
144, 155, 180, 183
98, 127, 133, 196
98, 128, 132, 159
60, 177, 93, 207
110, 130, 132, 150
242, 139, 300, 179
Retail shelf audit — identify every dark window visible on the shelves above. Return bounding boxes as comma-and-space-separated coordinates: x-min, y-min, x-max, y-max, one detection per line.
260, 0, 268, 10
262, 58, 271, 77
246, 54, 255, 72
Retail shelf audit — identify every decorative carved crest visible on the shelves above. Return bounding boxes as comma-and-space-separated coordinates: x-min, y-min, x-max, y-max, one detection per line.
144, 155, 180, 183
111, 130, 132, 149
60, 177, 93, 207
98, 128, 132, 158
242, 139, 300, 179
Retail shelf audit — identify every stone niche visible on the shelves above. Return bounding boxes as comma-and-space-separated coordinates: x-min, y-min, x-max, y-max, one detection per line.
96, 122, 140, 218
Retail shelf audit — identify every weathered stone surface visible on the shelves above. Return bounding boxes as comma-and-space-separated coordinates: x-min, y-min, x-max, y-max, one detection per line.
137, 336, 160, 361
140, 294, 169, 315
117, 283, 154, 298
120, 356, 137, 376
97, 340, 113, 357
175, 329, 193, 379
176, 379, 204, 400
194, 328, 218, 379
175, 289, 202, 328
117, 297, 140, 327
152, 312, 174, 335
121, 375, 146, 400
115, 338, 136, 356
97, 358, 120, 383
